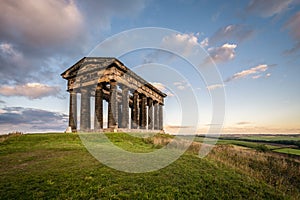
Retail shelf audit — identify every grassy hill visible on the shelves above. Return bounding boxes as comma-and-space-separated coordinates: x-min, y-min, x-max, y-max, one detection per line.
0, 133, 299, 199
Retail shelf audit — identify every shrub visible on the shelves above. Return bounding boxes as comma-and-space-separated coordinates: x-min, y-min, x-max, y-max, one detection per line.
8, 131, 24, 136
255, 144, 269, 152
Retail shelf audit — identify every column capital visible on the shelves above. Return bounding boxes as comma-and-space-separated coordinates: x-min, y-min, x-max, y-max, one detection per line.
109, 80, 117, 86
133, 90, 139, 96
69, 89, 77, 94
96, 82, 103, 90
147, 97, 153, 105
80, 87, 92, 96
139, 93, 146, 98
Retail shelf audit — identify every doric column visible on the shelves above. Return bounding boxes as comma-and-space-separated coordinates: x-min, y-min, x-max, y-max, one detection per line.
69, 90, 77, 132
148, 98, 153, 130
118, 102, 122, 127
80, 88, 91, 131
159, 104, 163, 130
154, 101, 159, 130
94, 84, 103, 130
140, 94, 147, 129
121, 86, 129, 128
130, 106, 133, 129
108, 81, 118, 128
131, 91, 139, 129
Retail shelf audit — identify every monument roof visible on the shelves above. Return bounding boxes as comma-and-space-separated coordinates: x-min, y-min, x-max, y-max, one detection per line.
61, 57, 167, 97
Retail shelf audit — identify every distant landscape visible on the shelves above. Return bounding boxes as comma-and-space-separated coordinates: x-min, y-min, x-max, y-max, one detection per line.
196, 133, 300, 156
1, 132, 299, 199
1, 1, 300, 199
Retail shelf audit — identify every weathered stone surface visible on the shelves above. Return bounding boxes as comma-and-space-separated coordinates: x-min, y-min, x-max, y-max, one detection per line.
65, 126, 72, 133
80, 89, 90, 131
154, 101, 159, 130
131, 91, 139, 129
94, 84, 103, 129
61, 57, 167, 132
118, 102, 122, 127
148, 98, 153, 130
108, 81, 118, 128
159, 104, 163, 130
121, 86, 129, 128
140, 95, 147, 129
69, 90, 77, 132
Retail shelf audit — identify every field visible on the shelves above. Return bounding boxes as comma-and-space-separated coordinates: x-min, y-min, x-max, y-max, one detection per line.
1, 133, 300, 199
195, 134, 300, 155
273, 148, 300, 156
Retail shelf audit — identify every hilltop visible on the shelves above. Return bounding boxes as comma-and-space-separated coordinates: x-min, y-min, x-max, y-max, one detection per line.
0, 133, 299, 199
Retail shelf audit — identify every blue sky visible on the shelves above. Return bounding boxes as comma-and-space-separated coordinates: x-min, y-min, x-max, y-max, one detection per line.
0, 0, 299, 134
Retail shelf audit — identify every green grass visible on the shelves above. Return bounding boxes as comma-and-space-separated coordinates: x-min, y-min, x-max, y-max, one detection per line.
104, 132, 158, 152
0, 133, 297, 199
241, 135, 300, 141
238, 135, 300, 149
195, 134, 300, 152
273, 148, 300, 156
194, 136, 279, 151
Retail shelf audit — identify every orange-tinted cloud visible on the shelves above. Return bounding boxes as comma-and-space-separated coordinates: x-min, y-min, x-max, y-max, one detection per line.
0, 83, 61, 99
226, 64, 270, 82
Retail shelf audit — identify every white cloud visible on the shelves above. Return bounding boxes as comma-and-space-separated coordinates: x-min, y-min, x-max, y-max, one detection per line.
0, 42, 25, 66
226, 64, 269, 82
173, 81, 191, 91
200, 37, 209, 48
207, 43, 237, 63
252, 75, 262, 79
151, 82, 174, 97
143, 33, 202, 63
246, 0, 295, 18
0, 0, 147, 85
151, 82, 166, 91
206, 84, 224, 91
0, 0, 87, 85
177, 85, 185, 90
0, 42, 38, 84
0, 107, 68, 134
161, 33, 200, 56
0, 0, 84, 48
0, 43, 21, 57
0, 83, 61, 99
266, 73, 271, 78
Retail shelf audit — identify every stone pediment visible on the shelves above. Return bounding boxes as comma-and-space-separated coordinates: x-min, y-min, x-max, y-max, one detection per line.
61, 57, 167, 100
61, 57, 116, 79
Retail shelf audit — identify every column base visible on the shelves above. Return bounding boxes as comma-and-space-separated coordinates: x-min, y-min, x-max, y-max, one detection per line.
102, 128, 165, 133
77, 128, 165, 134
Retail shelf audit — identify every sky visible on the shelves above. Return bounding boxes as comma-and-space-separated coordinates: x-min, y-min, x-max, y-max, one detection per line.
0, 0, 299, 134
